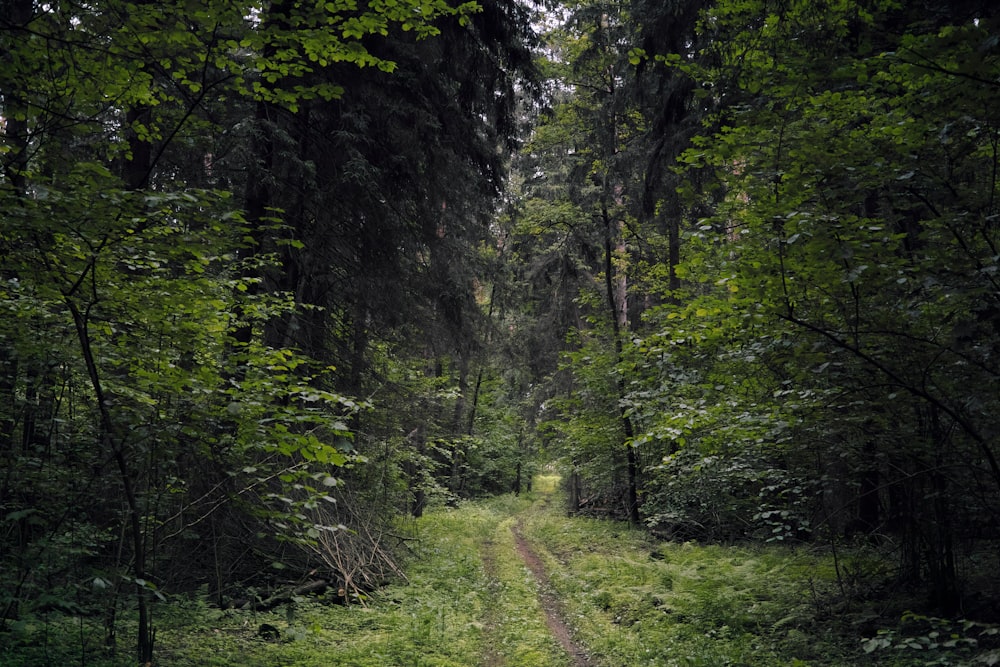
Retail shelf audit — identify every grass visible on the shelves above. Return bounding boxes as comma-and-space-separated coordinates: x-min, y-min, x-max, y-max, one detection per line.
519, 502, 845, 666
151, 494, 554, 667
2, 491, 563, 667
5, 475, 997, 666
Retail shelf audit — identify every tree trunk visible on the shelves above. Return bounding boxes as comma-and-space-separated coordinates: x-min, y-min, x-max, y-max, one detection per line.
856, 439, 880, 535
116, 42, 158, 657
21, 360, 58, 455
569, 468, 582, 513
124, 105, 152, 190
928, 406, 958, 613
407, 427, 427, 518
449, 356, 469, 496
0, 348, 16, 463
601, 205, 640, 526
66, 301, 153, 663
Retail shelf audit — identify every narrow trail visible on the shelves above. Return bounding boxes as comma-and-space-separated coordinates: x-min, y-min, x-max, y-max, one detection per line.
511, 520, 595, 667
477, 481, 594, 667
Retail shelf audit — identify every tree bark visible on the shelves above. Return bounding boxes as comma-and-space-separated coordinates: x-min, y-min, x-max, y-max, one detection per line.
601, 204, 640, 526
856, 439, 880, 534
406, 427, 427, 518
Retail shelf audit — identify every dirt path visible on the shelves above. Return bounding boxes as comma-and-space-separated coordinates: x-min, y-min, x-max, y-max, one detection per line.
511, 521, 595, 667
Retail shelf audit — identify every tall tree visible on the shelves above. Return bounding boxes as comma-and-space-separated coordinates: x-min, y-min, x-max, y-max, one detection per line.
0, 0, 491, 660
511, 0, 709, 523
634, 0, 1000, 611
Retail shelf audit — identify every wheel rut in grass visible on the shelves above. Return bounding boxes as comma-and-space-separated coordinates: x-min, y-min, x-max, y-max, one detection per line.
511, 519, 594, 667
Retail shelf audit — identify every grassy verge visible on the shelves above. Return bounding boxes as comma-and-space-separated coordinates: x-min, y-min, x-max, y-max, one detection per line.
149, 493, 562, 667
517, 483, 1000, 667
519, 500, 843, 666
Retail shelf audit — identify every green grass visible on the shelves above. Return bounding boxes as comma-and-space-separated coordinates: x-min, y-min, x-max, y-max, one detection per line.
6, 478, 996, 666
1, 491, 563, 667
152, 496, 545, 666
519, 502, 846, 666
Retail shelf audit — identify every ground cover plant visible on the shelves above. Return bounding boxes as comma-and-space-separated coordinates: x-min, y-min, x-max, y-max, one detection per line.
0, 492, 561, 666
522, 491, 844, 666
5, 475, 1000, 666
520, 479, 1000, 667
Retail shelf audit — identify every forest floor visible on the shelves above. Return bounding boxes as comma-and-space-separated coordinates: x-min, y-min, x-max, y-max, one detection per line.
6, 476, 996, 666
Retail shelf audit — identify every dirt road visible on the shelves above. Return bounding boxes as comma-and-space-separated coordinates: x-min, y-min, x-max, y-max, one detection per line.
511, 521, 594, 666
478, 487, 594, 667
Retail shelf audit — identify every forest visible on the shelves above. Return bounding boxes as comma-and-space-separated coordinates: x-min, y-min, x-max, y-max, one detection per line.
2, 0, 999, 664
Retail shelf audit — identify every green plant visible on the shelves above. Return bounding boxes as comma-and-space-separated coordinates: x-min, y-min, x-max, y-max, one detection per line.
519, 485, 858, 666
862, 613, 1000, 667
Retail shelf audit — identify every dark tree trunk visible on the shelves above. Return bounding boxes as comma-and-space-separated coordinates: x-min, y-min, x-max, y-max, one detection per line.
569, 468, 582, 513
119, 47, 156, 658
124, 106, 152, 190
407, 427, 427, 518
233, 97, 276, 351
66, 302, 153, 664
20, 361, 58, 455
601, 206, 640, 526
927, 407, 959, 613
857, 439, 880, 534
450, 356, 469, 496
0, 348, 16, 461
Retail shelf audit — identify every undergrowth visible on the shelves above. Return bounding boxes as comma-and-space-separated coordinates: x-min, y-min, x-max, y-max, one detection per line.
0, 492, 558, 666
520, 504, 841, 665
518, 486, 1000, 667
5, 476, 999, 666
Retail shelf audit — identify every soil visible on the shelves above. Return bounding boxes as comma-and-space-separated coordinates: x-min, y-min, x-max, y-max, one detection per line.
511, 521, 595, 667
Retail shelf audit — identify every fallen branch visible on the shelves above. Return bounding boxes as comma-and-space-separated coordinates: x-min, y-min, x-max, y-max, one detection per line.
228, 578, 333, 611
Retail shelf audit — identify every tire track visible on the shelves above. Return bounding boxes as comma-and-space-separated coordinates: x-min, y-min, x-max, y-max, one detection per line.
511, 520, 595, 667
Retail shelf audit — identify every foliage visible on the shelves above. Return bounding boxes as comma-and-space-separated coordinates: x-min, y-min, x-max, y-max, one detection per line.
0, 493, 558, 667
523, 0, 1000, 620
0, 160, 363, 654
861, 613, 1000, 667
0, 0, 538, 662
539, 324, 631, 514
3, 476, 918, 666
643, 446, 817, 542
9, 0, 1000, 660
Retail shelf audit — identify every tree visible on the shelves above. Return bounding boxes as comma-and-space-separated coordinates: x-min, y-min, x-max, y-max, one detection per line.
511, 0, 710, 523
236, 0, 538, 512
0, 0, 492, 661
638, 0, 1000, 611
